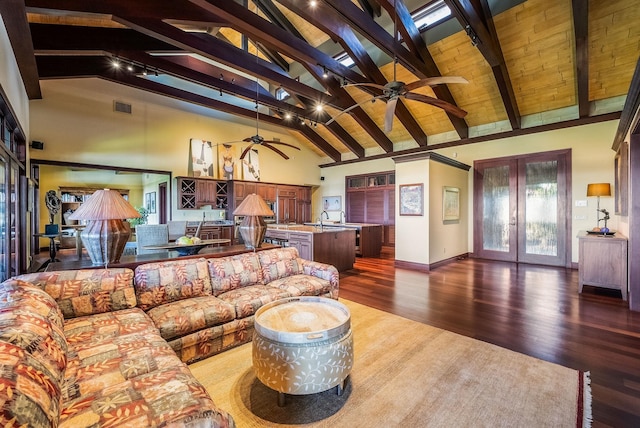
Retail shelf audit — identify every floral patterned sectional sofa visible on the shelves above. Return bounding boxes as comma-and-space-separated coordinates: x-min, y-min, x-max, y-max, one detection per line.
0, 247, 339, 428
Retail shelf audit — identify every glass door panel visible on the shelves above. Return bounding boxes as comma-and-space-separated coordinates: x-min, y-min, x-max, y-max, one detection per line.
475, 150, 569, 267
482, 165, 511, 252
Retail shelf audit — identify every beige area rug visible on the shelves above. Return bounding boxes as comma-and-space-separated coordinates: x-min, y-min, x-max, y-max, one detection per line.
190, 299, 591, 427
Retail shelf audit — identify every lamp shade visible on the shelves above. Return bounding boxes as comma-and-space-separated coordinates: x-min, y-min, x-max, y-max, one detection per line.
233, 193, 274, 216
67, 189, 140, 266
586, 183, 611, 197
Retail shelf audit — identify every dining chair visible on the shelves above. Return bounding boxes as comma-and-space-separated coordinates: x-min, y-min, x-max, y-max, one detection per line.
136, 224, 169, 255
167, 220, 188, 241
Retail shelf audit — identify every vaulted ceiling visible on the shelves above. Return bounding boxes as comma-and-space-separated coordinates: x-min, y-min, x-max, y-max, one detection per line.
4, 0, 640, 164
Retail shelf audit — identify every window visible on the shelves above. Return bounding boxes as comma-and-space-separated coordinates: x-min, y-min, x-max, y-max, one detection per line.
412, 0, 451, 31
276, 87, 290, 101
334, 52, 355, 68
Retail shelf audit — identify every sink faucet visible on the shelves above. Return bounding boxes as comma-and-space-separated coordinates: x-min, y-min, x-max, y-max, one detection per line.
340, 210, 346, 224
320, 210, 329, 229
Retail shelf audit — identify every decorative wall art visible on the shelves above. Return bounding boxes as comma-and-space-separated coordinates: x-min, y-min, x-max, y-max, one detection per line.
241, 148, 260, 181
322, 196, 342, 211
145, 191, 156, 214
399, 184, 423, 216
218, 144, 241, 180
188, 139, 214, 177
442, 186, 460, 221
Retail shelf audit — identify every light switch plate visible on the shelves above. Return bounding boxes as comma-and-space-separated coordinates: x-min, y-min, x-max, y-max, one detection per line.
574, 215, 586, 220
575, 200, 587, 207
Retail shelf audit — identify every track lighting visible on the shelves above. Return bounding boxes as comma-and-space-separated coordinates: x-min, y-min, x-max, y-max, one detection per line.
126, 63, 134, 72
143, 67, 148, 76
322, 66, 329, 79
310, 0, 318, 7
315, 104, 324, 112
111, 57, 120, 68
284, 112, 292, 120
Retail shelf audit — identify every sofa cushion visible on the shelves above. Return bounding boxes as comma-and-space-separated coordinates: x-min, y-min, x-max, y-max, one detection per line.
207, 252, 263, 296
134, 258, 212, 311
0, 281, 67, 383
14, 269, 137, 319
266, 274, 333, 297
0, 342, 62, 428
257, 248, 304, 284
61, 308, 233, 427
217, 285, 292, 319
145, 296, 236, 341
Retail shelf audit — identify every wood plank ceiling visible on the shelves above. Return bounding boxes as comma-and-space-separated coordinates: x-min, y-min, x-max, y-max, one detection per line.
6, 0, 640, 164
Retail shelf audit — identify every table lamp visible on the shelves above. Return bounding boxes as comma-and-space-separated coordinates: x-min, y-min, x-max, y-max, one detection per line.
68, 189, 141, 267
586, 183, 611, 230
233, 193, 274, 249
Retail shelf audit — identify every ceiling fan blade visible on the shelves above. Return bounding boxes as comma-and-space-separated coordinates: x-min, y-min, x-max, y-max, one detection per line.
341, 82, 387, 91
261, 143, 290, 160
326, 94, 388, 126
384, 97, 398, 133
404, 76, 469, 92
404, 92, 468, 118
242, 137, 253, 143
261, 140, 301, 150
240, 143, 256, 160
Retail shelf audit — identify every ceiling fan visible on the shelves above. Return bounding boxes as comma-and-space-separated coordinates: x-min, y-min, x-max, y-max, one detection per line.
326, 0, 469, 133
226, 51, 300, 161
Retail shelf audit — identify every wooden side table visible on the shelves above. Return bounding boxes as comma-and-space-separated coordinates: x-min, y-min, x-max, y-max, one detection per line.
578, 232, 628, 300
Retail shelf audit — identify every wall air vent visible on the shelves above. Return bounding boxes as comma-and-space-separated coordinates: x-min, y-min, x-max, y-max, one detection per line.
113, 100, 132, 114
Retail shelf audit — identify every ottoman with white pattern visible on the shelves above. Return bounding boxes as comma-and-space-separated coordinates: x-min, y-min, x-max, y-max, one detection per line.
252, 296, 353, 406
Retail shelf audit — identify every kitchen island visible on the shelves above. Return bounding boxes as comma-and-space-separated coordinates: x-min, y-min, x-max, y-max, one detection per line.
305, 222, 383, 257
265, 225, 356, 271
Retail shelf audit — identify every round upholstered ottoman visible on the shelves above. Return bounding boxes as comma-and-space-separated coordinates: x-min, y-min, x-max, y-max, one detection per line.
252, 296, 354, 406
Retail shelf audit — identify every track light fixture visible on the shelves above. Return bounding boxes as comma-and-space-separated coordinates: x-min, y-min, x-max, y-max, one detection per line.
322, 66, 329, 79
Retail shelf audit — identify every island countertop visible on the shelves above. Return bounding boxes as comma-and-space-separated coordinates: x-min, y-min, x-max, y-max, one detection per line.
267, 224, 349, 233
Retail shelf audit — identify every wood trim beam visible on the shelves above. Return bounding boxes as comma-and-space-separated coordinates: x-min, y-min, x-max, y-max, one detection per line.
322, 112, 621, 167
1, 0, 41, 99
572, 0, 589, 118
629, 131, 640, 311
612, 58, 640, 151
356, 0, 382, 18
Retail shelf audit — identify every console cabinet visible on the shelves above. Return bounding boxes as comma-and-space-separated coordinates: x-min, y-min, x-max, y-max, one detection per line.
578, 232, 628, 300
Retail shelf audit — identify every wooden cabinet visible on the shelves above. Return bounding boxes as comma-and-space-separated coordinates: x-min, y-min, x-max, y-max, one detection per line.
186, 223, 232, 245
346, 171, 395, 245
287, 232, 313, 260
578, 232, 628, 300
257, 183, 276, 202
177, 177, 228, 209
196, 180, 217, 206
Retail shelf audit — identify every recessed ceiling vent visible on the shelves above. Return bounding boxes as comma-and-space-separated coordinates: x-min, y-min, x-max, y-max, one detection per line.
113, 100, 132, 114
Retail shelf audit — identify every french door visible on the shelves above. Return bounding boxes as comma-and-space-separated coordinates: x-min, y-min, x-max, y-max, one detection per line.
473, 150, 571, 267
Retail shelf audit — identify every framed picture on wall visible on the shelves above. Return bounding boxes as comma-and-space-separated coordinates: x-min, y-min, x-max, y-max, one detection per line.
322, 196, 342, 211
145, 191, 157, 214
399, 184, 423, 216
443, 186, 460, 221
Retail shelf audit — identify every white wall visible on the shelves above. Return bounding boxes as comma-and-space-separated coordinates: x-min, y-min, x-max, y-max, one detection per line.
429, 161, 469, 264
395, 158, 430, 265
29, 78, 324, 220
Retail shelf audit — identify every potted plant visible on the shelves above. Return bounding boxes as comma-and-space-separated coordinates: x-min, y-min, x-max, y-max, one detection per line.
127, 206, 149, 229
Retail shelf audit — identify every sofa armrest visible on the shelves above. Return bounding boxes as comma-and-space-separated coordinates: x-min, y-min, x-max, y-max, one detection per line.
300, 259, 339, 299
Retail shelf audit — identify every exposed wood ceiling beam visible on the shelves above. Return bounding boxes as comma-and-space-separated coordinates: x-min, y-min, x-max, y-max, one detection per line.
357, 0, 382, 18
188, 0, 369, 87
278, 0, 427, 146
442, 0, 520, 129
571, 0, 589, 118
324, 0, 468, 139
253, 0, 306, 41
1, 0, 41, 99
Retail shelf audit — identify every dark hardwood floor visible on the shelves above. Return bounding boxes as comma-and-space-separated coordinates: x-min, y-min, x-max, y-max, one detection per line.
36, 246, 640, 426
339, 248, 640, 427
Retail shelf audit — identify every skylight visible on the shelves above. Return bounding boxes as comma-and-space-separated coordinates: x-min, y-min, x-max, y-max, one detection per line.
412, 0, 451, 31
334, 52, 355, 68
276, 87, 290, 101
